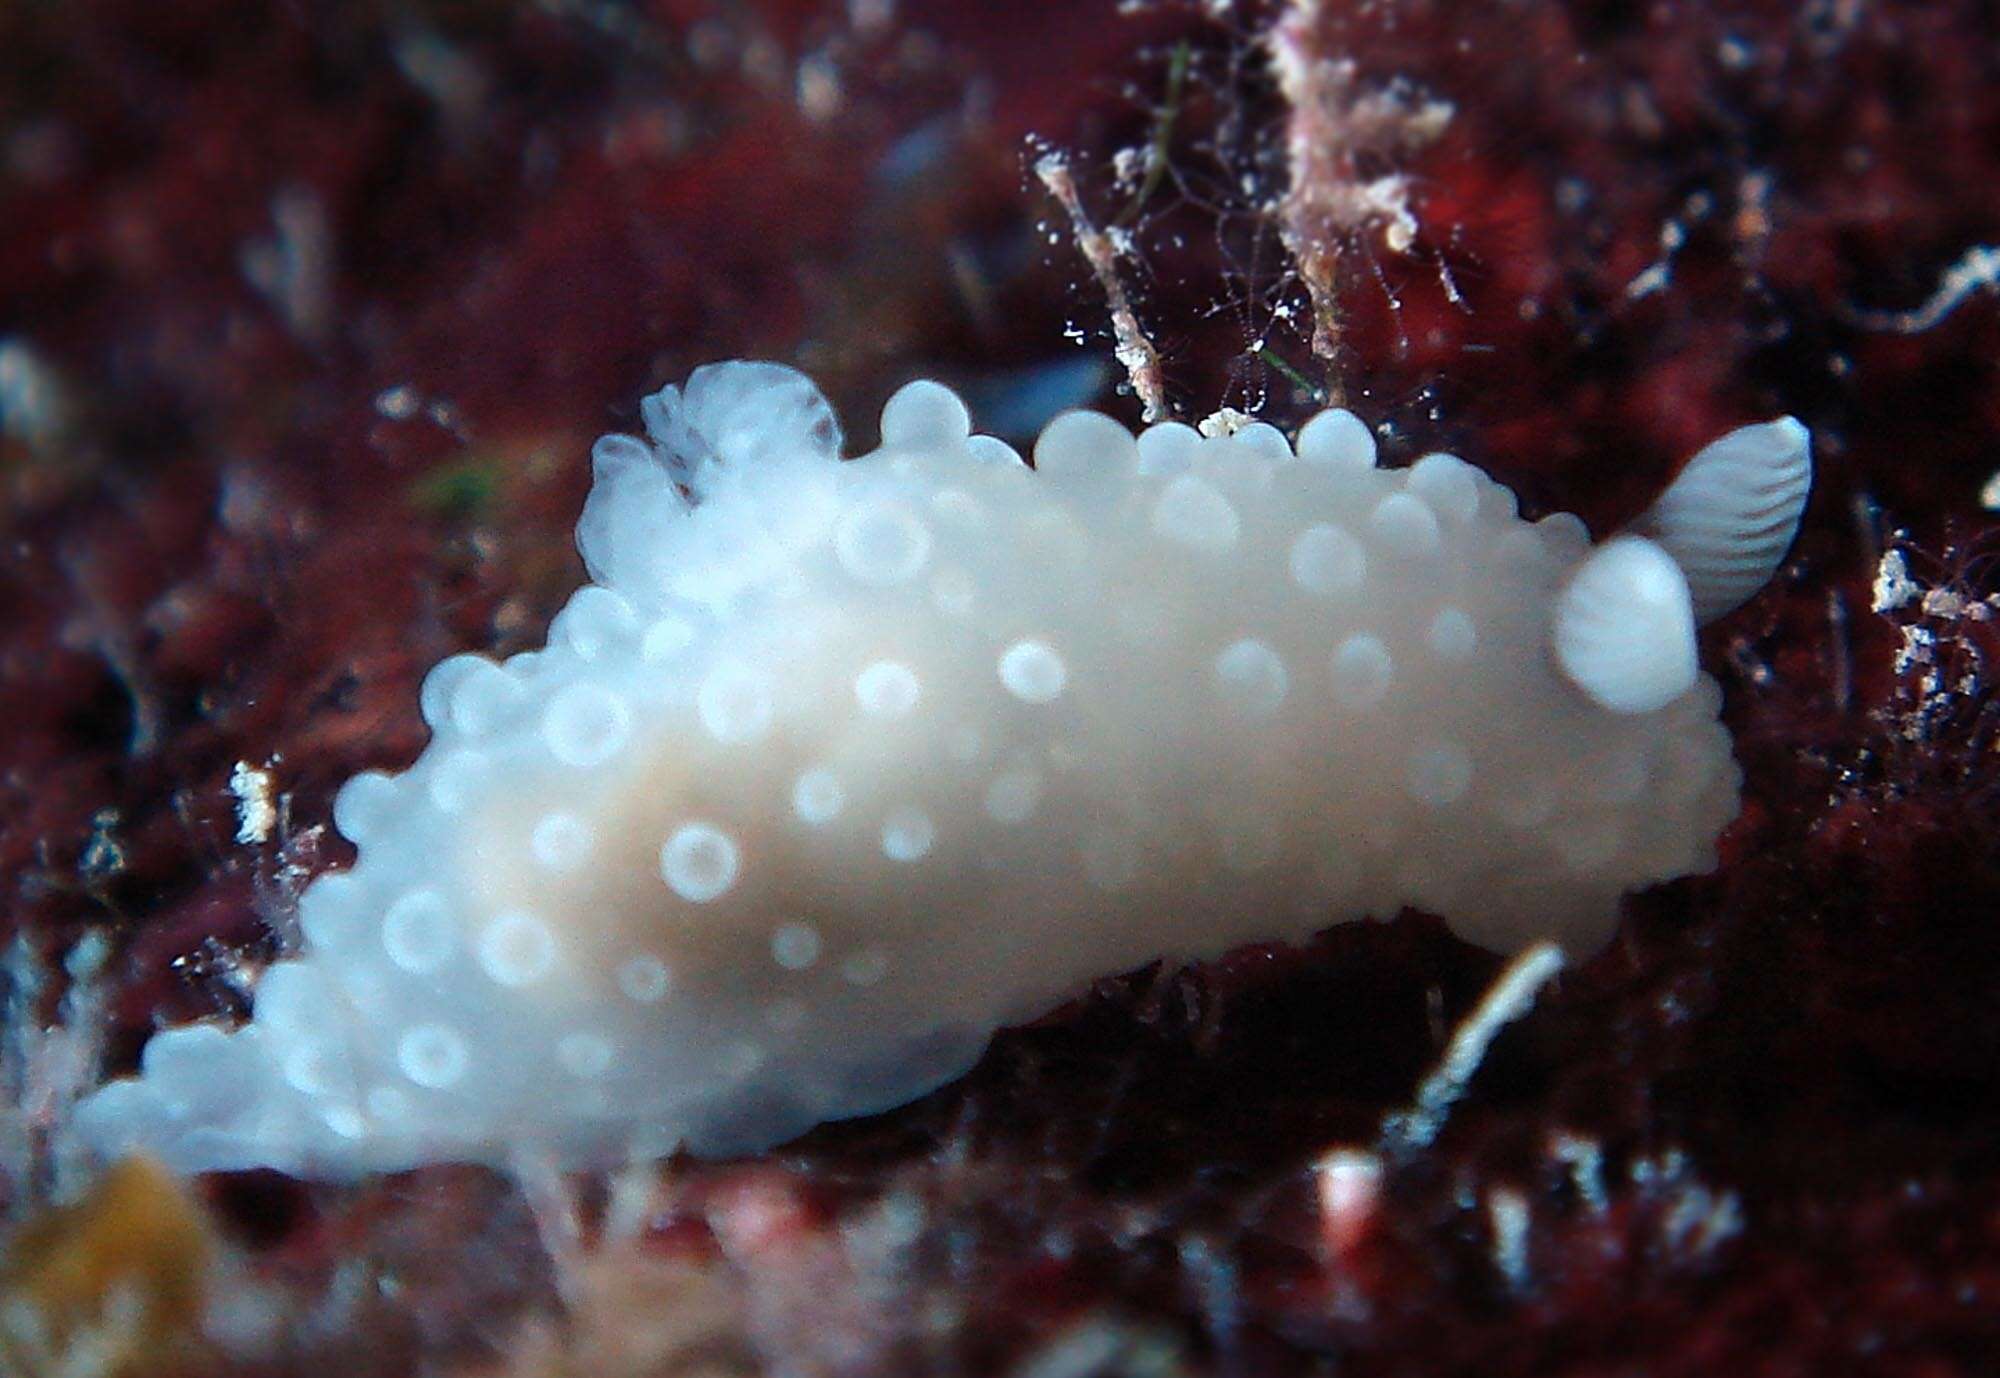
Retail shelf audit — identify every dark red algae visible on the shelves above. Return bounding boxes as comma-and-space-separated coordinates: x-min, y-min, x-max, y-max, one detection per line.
3, 1, 1998, 1374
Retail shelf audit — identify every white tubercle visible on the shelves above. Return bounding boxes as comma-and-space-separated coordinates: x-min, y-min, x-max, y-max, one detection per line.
1631, 416, 1812, 624
74, 364, 1791, 1179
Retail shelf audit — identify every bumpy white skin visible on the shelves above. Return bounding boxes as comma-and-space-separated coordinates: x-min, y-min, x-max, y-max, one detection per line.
76, 363, 1772, 1178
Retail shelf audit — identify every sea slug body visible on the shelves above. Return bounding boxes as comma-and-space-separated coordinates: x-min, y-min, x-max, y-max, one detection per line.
76, 362, 1811, 1177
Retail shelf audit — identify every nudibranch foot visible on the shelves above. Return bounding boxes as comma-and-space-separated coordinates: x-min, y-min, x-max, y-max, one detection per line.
75, 362, 1810, 1177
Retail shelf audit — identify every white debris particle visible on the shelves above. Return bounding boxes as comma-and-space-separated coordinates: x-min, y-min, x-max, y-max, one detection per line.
1921, 587, 1966, 619
1370, 174, 1423, 254
393, 31, 491, 124
1488, 1187, 1532, 1289
1383, 942, 1567, 1151
1981, 471, 2000, 511
231, 760, 278, 846
796, 51, 842, 123
1871, 549, 1920, 613
0, 337, 70, 448
1548, 1130, 1609, 1213
1626, 259, 1672, 300
849, 0, 895, 35
240, 185, 333, 344
1850, 243, 1999, 335
1197, 407, 1254, 438
1893, 624, 1935, 675
375, 385, 420, 420
1661, 1181, 1744, 1256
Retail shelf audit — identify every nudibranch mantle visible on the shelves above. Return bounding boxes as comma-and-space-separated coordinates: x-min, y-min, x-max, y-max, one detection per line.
76, 362, 1810, 1177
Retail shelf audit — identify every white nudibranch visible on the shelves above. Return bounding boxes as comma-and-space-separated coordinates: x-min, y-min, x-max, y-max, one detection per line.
75, 363, 1811, 1177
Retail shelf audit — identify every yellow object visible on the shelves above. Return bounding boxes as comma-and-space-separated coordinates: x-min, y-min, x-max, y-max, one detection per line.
0, 1156, 215, 1377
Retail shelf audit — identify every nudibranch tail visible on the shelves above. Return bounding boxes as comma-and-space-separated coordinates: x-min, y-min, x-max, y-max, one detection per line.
74, 364, 1799, 1178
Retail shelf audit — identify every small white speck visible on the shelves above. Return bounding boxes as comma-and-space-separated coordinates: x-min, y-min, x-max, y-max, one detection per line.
530, 812, 594, 872
841, 948, 890, 986
1369, 492, 1442, 558
382, 889, 457, 974
1489, 1188, 1532, 1290
1295, 409, 1376, 470
398, 1024, 469, 1089
322, 1105, 367, 1139
881, 807, 935, 862
880, 379, 971, 447
0, 339, 69, 448
1331, 635, 1394, 707
554, 586, 637, 661
698, 661, 775, 744
931, 488, 985, 524
855, 660, 922, 718
282, 1046, 333, 1097
793, 768, 845, 825
1407, 741, 1474, 806
1427, 608, 1477, 661
1407, 453, 1480, 523
375, 384, 420, 420
1196, 407, 1253, 438
772, 921, 822, 969
965, 434, 1024, 468
1871, 549, 1920, 613
543, 682, 632, 767
930, 566, 977, 617
999, 639, 1067, 703
1151, 474, 1240, 551
478, 911, 557, 987
366, 1086, 411, 1121
642, 616, 697, 662
426, 750, 492, 814
616, 955, 672, 1003
1290, 523, 1367, 597
231, 760, 277, 846
721, 1041, 768, 1079
1213, 639, 1289, 718
984, 768, 1043, 824
332, 769, 398, 846
557, 1033, 615, 1078
661, 823, 741, 902
835, 501, 932, 585
1136, 421, 1200, 476
1894, 623, 1935, 674
449, 660, 523, 736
